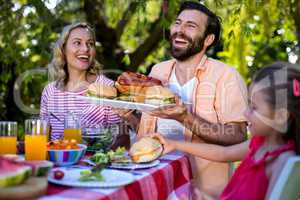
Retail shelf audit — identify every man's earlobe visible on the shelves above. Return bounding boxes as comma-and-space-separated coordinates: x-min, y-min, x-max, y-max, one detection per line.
204, 34, 215, 47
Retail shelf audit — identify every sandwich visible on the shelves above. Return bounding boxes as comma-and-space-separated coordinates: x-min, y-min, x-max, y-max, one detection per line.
116, 94, 145, 103
144, 85, 176, 105
129, 137, 163, 163
87, 83, 117, 99
115, 71, 162, 103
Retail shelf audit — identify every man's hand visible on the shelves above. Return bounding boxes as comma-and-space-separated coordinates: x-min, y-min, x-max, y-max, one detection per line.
151, 133, 176, 154
146, 104, 188, 123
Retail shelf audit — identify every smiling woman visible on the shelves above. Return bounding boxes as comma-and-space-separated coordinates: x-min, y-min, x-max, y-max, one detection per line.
40, 22, 122, 141
48, 22, 101, 90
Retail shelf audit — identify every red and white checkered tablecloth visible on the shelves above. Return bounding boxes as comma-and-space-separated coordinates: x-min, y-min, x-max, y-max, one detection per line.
39, 152, 193, 200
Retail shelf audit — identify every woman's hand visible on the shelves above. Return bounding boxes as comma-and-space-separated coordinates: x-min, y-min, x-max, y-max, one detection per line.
150, 133, 176, 154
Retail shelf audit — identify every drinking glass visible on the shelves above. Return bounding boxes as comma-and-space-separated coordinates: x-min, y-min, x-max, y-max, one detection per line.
25, 119, 49, 160
64, 112, 82, 143
0, 121, 17, 155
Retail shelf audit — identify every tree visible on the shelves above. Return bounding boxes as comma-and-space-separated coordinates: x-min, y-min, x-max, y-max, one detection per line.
209, 0, 300, 81
0, 0, 182, 123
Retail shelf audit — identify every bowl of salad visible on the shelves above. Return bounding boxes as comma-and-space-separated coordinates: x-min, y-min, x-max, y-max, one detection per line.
82, 125, 118, 152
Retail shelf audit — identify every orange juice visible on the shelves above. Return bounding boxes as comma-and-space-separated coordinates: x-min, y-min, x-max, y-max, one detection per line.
25, 135, 48, 160
64, 128, 82, 143
0, 136, 17, 155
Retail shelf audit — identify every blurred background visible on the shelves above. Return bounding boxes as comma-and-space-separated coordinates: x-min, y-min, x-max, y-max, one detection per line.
0, 0, 299, 128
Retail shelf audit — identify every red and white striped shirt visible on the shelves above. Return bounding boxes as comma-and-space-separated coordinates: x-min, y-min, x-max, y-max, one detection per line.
40, 75, 120, 140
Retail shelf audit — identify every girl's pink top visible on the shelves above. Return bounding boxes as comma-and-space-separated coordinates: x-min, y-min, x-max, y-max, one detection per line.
219, 136, 294, 200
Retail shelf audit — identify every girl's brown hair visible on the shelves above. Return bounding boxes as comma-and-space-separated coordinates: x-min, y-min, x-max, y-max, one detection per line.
252, 61, 300, 154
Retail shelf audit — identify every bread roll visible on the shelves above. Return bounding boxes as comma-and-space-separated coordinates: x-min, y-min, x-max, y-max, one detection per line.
87, 83, 117, 99
144, 86, 175, 105
129, 137, 163, 163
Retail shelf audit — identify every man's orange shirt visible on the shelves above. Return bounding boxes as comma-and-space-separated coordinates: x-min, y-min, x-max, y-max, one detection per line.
138, 55, 248, 197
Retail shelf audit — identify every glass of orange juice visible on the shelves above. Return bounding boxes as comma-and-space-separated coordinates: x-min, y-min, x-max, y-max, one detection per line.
0, 121, 17, 155
64, 112, 82, 143
25, 119, 49, 160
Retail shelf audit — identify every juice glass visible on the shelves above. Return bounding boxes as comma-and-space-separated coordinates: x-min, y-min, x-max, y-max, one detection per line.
25, 119, 49, 160
64, 112, 82, 143
0, 121, 17, 155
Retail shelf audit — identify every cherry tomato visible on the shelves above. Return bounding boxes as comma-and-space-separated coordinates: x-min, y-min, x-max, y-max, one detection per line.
53, 170, 65, 180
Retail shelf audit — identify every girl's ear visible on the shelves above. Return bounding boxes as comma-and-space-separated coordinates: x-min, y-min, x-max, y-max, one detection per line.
274, 108, 290, 133
274, 108, 290, 126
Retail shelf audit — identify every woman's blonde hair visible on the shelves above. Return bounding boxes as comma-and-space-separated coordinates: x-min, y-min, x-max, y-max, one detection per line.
48, 22, 102, 89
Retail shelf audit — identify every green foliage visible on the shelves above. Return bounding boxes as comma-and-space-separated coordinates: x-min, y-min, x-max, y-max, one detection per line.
213, 0, 299, 82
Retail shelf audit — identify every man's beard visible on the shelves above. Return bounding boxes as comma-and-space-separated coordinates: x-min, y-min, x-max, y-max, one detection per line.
170, 32, 205, 61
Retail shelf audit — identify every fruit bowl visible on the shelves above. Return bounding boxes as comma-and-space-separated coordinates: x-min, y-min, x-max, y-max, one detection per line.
47, 144, 87, 166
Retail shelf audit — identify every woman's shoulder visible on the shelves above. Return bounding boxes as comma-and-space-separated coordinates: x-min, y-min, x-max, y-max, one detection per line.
40, 81, 58, 101
95, 74, 114, 86
42, 81, 58, 94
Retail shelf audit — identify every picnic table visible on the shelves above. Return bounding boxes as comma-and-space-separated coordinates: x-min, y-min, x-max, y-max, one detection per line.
39, 152, 193, 200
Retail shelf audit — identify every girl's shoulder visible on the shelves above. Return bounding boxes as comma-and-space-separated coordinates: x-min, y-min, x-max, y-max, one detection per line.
267, 150, 295, 179
265, 150, 296, 199
272, 150, 296, 169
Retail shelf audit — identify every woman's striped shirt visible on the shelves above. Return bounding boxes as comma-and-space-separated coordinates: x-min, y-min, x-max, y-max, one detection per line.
40, 75, 120, 140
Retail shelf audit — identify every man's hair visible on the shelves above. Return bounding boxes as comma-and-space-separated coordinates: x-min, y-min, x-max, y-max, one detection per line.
178, 1, 221, 49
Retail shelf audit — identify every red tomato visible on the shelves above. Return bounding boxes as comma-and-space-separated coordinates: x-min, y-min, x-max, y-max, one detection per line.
53, 170, 65, 180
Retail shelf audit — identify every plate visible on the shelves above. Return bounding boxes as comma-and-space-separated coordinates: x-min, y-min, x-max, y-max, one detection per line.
48, 168, 134, 187
77, 96, 174, 111
109, 160, 160, 170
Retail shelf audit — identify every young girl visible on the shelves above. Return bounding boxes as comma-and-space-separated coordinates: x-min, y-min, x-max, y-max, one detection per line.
153, 62, 300, 200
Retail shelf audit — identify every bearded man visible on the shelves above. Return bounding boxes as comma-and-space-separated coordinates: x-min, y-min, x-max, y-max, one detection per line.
138, 1, 248, 198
